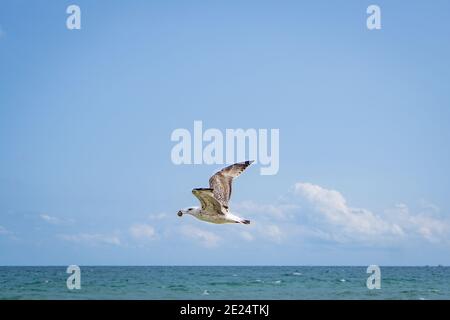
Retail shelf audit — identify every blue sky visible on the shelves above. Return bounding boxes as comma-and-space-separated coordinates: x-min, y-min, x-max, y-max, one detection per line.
1, 0, 450, 265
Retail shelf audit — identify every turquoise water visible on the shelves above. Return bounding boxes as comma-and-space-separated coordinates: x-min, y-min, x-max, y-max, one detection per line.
0, 266, 449, 300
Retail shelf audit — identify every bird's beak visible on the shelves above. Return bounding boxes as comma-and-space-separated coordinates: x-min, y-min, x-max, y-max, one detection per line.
177, 211, 183, 217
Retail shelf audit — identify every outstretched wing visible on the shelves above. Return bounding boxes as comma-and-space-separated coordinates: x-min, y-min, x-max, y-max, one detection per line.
192, 188, 224, 215
209, 160, 254, 207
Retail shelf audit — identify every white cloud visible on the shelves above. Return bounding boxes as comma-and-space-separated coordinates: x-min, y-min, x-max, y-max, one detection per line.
293, 182, 449, 244
167, 182, 449, 247
385, 203, 449, 243
231, 201, 299, 244
0, 225, 18, 241
54, 182, 448, 251
239, 231, 254, 241
234, 200, 299, 220
148, 213, 168, 220
40, 214, 73, 225
59, 233, 121, 246
419, 199, 441, 214
180, 225, 220, 248
263, 224, 284, 243
129, 224, 156, 240
0, 225, 12, 235
293, 182, 404, 240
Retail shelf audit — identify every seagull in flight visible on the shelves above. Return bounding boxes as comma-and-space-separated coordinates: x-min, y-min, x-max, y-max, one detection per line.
177, 160, 254, 224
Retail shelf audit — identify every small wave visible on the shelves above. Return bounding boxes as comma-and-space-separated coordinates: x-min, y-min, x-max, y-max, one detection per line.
167, 284, 188, 291
340, 279, 346, 282
274, 280, 281, 284
208, 281, 242, 287
203, 290, 209, 295
292, 272, 302, 276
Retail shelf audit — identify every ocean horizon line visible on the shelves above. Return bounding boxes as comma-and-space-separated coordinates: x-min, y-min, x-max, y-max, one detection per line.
0, 265, 448, 267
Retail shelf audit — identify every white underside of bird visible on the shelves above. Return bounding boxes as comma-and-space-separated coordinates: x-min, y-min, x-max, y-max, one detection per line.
177, 161, 253, 225
182, 205, 249, 224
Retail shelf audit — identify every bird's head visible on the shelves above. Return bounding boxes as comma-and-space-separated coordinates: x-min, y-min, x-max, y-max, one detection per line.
177, 207, 198, 217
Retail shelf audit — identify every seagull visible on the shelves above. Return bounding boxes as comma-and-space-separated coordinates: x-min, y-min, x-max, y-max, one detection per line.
177, 160, 254, 224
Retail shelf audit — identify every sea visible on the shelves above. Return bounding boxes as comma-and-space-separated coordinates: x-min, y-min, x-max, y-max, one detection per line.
0, 266, 449, 300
